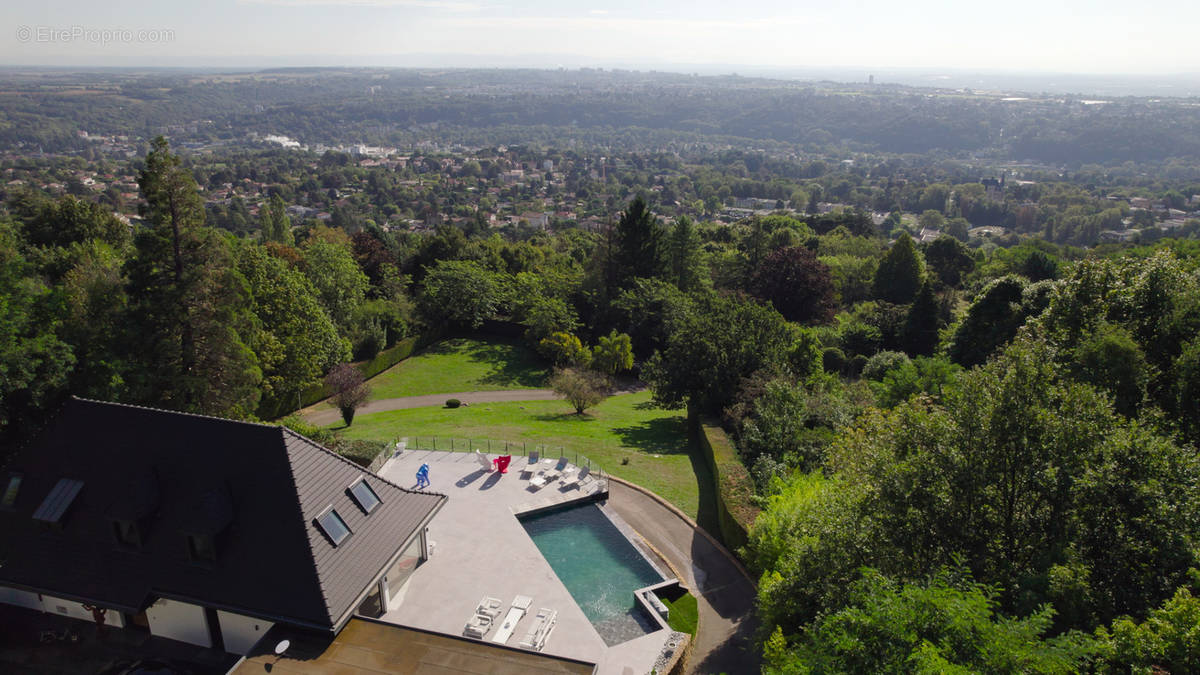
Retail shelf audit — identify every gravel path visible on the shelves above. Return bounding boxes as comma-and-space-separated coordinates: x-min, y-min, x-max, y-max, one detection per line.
300, 389, 563, 426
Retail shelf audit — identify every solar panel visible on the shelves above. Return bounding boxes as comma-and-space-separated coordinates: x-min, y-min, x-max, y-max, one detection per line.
32, 478, 84, 524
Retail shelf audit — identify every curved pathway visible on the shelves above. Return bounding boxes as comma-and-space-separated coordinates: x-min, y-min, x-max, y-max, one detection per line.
301, 389, 563, 426
301, 381, 647, 427
607, 479, 761, 675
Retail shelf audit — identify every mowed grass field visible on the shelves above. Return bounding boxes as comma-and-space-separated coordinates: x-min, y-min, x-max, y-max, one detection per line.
335, 390, 709, 520
367, 337, 551, 400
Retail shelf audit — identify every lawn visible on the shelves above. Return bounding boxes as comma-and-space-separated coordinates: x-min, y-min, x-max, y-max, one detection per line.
663, 592, 699, 637
333, 390, 710, 520
367, 337, 551, 400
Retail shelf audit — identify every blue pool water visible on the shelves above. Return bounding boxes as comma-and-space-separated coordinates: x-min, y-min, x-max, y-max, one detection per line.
520, 503, 664, 645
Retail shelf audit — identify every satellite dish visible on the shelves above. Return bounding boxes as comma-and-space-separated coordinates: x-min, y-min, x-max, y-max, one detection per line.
274, 639, 290, 656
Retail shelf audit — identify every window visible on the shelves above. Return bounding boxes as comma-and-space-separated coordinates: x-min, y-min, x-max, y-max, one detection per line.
188, 533, 217, 562
348, 478, 381, 514
32, 478, 84, 525
316, 508, 351, 546
112, 519, 141, 548
1, 473, 21, 509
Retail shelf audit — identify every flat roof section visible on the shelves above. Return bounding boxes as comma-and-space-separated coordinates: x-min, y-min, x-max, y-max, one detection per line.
234, 617, 595, 674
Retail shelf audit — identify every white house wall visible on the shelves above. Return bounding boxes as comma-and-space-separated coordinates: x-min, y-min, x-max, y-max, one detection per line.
146, 598, 210, 648
40, 594, 126, 628
217, 610, 273, 655
0, 586, 42, 611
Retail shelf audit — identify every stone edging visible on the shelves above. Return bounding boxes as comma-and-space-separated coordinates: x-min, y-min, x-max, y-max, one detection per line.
606, 475, 757, 588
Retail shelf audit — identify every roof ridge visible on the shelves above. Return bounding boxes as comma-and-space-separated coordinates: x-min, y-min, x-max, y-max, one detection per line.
70, 396, 282, 431
279, 427, 448, 499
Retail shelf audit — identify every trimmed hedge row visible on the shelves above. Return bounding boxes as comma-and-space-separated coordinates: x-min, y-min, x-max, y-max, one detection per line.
257, 335, 423, 420
692, 413, 760, 553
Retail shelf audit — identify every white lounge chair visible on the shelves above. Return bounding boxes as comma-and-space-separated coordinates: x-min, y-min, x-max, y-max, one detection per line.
463, 612, 492, 638
475, 449, 492, 471
560, 465, 590, 490
477, 596, 502, 619
529, 469, 557, 490
491, 595, 533, 645
518, 608, 557, 651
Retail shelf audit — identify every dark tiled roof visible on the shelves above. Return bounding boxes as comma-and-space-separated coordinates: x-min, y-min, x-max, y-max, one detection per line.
0, 397, 445, 632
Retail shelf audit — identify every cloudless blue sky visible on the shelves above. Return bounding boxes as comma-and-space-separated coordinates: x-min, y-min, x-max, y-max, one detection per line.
3, 0, 1198, 74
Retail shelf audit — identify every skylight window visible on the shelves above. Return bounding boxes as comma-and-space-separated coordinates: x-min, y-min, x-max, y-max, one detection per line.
348, 478, 381, 514
316, 508, 351, 546
32, 478, 84, 525
1, 473, 21, 509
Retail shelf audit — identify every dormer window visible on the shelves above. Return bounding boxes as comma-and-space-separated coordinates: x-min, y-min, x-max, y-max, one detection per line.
111, 519, 141, 549
188, 533, 217, 562
316, 507, 351, 546
348, 478, 381, 514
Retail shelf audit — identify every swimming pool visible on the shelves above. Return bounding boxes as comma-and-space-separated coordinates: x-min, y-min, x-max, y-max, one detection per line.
520, 503, 665, 646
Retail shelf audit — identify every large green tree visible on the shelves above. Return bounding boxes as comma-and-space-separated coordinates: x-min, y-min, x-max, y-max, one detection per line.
643, 292, 798, 414
126, 137, 261, 415
872, 231, 926, 303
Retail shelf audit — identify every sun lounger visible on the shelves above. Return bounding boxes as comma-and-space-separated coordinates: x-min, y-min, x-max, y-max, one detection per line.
491, 595, 532, 645
560, 465, 590, 490
463, 612, 492, 638
529, 469, 557, 489
552, 456, 569, 472
517, 608, 557, 651
477, 596, 503, 619
520, 451, 540, 477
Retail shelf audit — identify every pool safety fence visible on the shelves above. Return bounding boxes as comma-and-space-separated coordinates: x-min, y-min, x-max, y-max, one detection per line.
393, 436, 610, 489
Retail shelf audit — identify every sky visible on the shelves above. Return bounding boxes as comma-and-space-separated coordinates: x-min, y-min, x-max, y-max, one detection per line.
3, 0, 1200, 75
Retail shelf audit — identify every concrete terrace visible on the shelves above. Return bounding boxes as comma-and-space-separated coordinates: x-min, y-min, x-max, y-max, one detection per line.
377, 449, 673, 675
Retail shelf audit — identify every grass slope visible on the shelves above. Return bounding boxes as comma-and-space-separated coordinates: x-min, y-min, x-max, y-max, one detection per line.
335, 390, 708, 519
367, 337, 550, 400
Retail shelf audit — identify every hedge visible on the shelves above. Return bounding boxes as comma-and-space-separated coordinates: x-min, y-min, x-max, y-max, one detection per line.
257, 334, 423, 420
690, 411, 760, 553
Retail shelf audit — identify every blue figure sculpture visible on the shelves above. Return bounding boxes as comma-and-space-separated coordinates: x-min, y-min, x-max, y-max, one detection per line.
415, 463, 431, 489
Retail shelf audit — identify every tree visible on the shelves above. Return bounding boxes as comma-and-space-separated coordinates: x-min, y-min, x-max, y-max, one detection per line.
765, 568, 1097, 675
748, 246, 837, 325
1096, 584, 1200, 674
902, 281, 939, 356
259, 193, 293, 245
643, 292, 797, 414
1071, 323, 1149, 417
419, 260, 502, 330
872, 231, 925, 303
301, 238, 369, 330
549, 368, 609, 414
665, 215, 707, 291
127, 137, 261, 415
948, 276, 1032, 367
326, 362, 369, 426
831, 340, 1200, 628
590, 331, 634, 375
538, 331, 590, 366
0, 221, 75, 437
611, 195, 664, 291
237, 243, 349, 404
923, 235, 975, 288
918, 209, 946, 231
